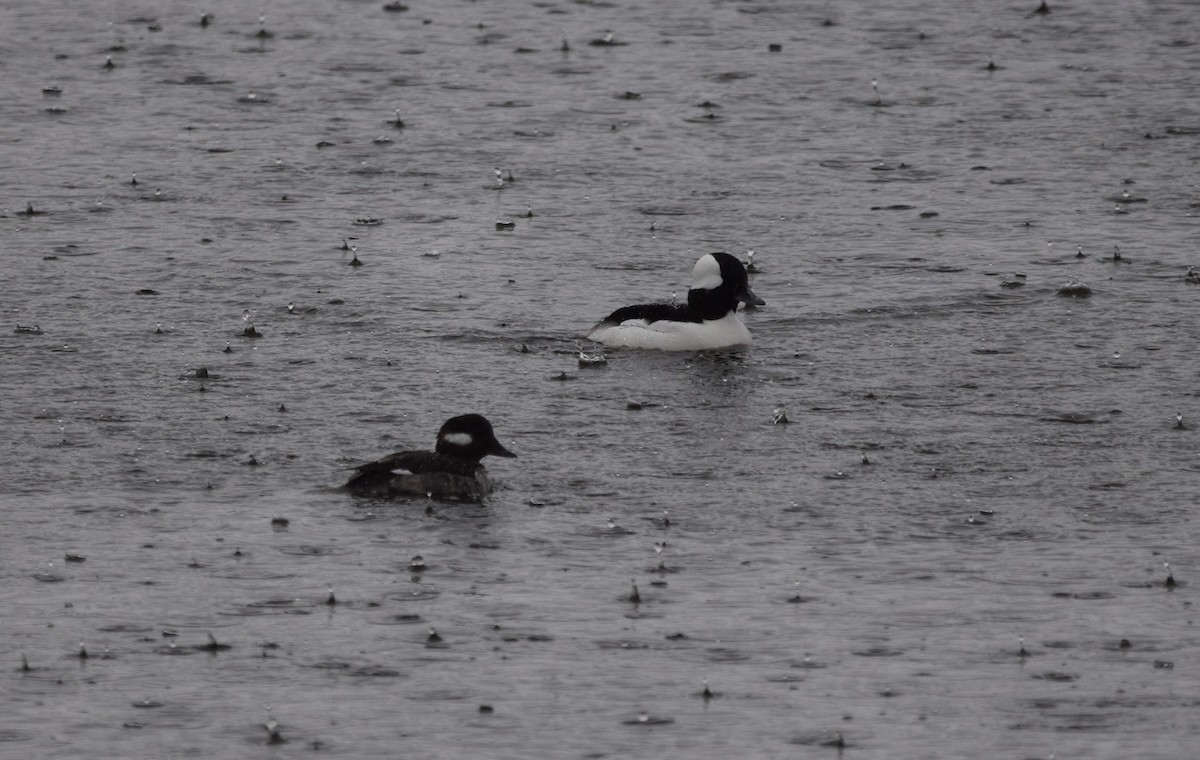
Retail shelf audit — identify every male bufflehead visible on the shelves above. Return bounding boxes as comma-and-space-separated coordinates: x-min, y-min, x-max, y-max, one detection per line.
588, 251, 765, 350
344, 414, 516, 502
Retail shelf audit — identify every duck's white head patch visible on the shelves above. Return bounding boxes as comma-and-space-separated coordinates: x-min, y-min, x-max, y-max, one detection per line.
443, 432, 473, 447
691, 253, 723, 291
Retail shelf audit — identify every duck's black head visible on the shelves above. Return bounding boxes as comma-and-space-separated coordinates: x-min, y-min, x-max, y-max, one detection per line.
434, 414, 517, 462
687, 252, 765, 320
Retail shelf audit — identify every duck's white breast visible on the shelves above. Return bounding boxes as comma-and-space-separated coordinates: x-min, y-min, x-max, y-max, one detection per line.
588, 314, 752, 351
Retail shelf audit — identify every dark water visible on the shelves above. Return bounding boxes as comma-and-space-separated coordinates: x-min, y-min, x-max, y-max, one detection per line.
4, 0, 1200, 757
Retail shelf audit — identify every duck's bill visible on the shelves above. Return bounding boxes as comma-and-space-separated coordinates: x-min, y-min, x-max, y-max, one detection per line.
737, 284, 765, 306
490, 441, 518, 458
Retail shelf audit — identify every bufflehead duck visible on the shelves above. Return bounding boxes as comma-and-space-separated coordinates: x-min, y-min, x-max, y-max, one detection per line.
344, 414, 516, 502
588, 251, 765, 350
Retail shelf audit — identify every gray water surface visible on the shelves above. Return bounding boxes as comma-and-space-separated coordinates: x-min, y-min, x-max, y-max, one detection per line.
3, 0, 1200, 757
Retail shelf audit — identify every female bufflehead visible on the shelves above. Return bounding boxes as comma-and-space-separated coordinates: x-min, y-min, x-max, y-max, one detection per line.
588, 251, 765, 350
344, 414, 516, 502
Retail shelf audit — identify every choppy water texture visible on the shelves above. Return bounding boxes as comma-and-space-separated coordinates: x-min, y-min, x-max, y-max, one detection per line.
3, 0, 1200, 757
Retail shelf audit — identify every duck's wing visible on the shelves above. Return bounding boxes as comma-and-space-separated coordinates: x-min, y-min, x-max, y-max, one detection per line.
598, 302, 694, 326
350, 451, 477, 476
345, 451, 482, 498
